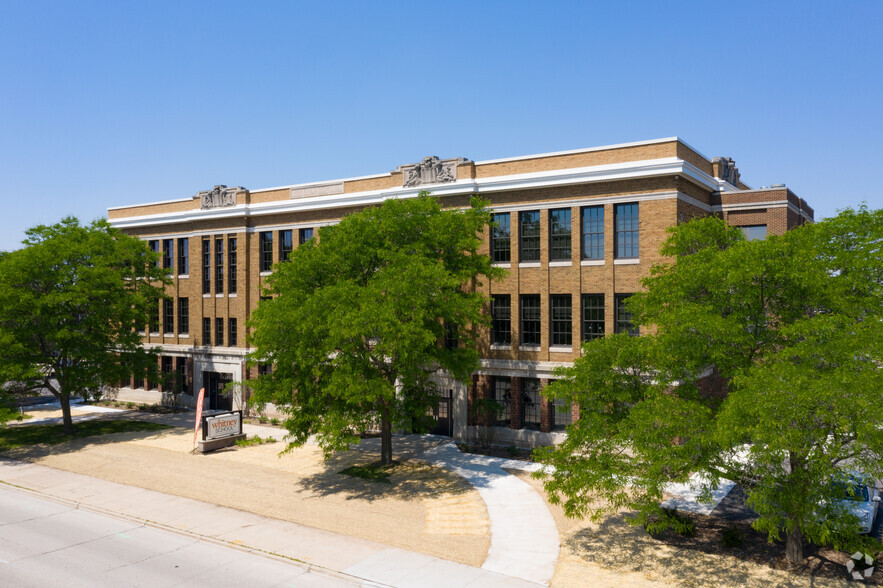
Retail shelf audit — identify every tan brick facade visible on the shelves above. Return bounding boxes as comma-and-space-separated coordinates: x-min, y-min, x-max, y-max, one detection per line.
108, 137, 813, 441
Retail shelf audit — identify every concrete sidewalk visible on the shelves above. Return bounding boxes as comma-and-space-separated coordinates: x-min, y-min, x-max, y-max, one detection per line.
0, 458, 539, 587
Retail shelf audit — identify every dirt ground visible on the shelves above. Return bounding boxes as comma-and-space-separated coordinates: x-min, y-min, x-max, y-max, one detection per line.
6, 411, 490, 567
511, 470, 859, 588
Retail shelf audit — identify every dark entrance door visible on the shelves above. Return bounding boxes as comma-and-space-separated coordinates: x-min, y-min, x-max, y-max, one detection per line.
203, 371, 233, 410
429, 389, 453, 436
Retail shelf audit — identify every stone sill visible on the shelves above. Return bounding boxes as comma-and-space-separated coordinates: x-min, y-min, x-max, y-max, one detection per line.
580, 259, 604, 266
614, 258, 640, 265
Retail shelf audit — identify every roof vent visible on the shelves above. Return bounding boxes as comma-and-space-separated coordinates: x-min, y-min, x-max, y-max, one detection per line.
771, 183, 786, 188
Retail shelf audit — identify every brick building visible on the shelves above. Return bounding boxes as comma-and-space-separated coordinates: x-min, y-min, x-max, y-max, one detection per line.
107, 137, 813, 446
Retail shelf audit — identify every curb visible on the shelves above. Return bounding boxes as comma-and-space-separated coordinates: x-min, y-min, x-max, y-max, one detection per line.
0, 477, 391, 588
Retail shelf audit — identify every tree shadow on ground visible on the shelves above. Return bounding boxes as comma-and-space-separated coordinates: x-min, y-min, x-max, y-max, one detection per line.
295, 450, 473, 503
566, 511, 877, 587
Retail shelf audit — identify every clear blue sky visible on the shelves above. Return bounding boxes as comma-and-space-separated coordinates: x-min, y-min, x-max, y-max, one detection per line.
1, 1, 881, 251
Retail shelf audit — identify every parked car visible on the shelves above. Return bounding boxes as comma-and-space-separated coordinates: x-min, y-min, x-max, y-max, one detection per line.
830, 475, 881, 534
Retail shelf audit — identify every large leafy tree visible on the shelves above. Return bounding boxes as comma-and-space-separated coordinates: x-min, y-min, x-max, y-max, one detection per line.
537, 207, 883, 564
0, 217, 170, 434
248, 194, 501, 465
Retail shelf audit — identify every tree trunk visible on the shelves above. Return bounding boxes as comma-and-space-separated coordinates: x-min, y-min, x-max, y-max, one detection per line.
60, 394, 74, 436
380, 409, 393, 466
785, 520, 804, 564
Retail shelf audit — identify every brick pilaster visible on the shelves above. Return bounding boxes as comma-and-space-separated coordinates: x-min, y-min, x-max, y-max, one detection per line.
509, 376, 522, 430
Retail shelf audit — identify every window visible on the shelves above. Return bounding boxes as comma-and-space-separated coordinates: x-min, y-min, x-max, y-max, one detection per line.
549, 209, 571, 261
148, 240, 159, 267
178, 298, 189, 334
162, 299, 174, 334
202, 318, 211, 346
214, 238, 224, 293
444, 322, 458, 350
202, 238, 211, 294
299, 228, 314, 245
149, 298, 160, 333
175, 357, 188, 394
519, 211, 540, 262
260, 232, 273, 271
740, 225, 767, 241
520, 294, 541, 346
522, 378, 541, 430
228, 318, 237, 347
280, 230, 293, 262
582, 294, 605, 341
553, 396, 572, 430
491, 295, 511, 345
228, 237, 237, 294
615, 294, 638, 335
491, 213, 511, 263
177, 238, 189, 274
258, 363, 272, 376
550, 294, 572, 346
493, 376, 511, 427
614, 203, 639, 259
215, 318, 224, 347
162, 239, 173, 270
581, 206, 604, 260
161, 355, 173, 379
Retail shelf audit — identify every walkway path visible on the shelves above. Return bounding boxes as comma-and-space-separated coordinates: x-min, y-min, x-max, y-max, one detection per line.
0, 459, 539, 587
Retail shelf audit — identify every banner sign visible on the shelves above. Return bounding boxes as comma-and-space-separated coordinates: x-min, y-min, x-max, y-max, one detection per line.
194, 387, 205, 444
203, 411, 242, 441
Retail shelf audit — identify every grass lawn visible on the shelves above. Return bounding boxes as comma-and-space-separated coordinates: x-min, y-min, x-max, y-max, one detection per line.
0, 420, 171, 452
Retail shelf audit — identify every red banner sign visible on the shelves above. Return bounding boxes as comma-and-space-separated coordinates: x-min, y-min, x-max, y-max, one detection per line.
194, 387, 205, 443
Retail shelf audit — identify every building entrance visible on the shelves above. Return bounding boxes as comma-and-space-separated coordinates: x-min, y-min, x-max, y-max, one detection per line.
203, 371, 233, 410
429, 389, 453, 437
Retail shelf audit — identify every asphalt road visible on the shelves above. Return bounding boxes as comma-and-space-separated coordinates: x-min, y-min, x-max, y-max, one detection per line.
0, 486, 358, 588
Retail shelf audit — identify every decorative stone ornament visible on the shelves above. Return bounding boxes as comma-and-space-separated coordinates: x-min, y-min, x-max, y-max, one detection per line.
401, 156, 463, 188
713, 157, 740, 186
199, 185, 239, 209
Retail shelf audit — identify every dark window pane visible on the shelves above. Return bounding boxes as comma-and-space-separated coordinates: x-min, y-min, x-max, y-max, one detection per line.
202, 317, 211, 346
581, 206, 604, 260
553, 396, 572, 430
163, 299, 174, 333
520, 295, 541, 346
202, 238, 211, 294
215, 318, 224, 347
494, 377, 511, 427
615, 294, 638, 335
260, 232, 273, 271
614, 203, 639, 259
492, 213, 511, 263
162, 239, 173, 270
519, 211, 540, 262
214, 238, 224, 293
228, 318, 237, 347
741, 225, 767, 241
582, 294, 605, 341
177, 238, 189, 274
550, 294, 572, 346
280, 230, 293, 262
228, 237, 237, 294
178, 298, 189, 334
299, 228, 314, 244
549, 209, 571, 261
522, 378, 541, 430
491, 295, 511, 345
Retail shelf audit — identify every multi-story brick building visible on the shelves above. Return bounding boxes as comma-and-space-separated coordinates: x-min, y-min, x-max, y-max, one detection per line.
107, 137, 813, 446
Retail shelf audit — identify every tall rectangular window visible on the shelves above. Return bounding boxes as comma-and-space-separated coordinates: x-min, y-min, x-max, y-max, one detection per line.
299, 228, 314, 245
444, 323, 458, 350
260, 232, 273, 271
162, 299, 174, 334
519, 211, 540, 262
491, 295, 511, 345
177, 238, 189, 274
228, 237, 237, 294
553, 397, 572, 430
178, 298, 189, 334
280, 230, 293, 262
582, 294, 605, 341
615, 294, 638, 335
550, 294, 572, 346
228, 318, 237, 347
202, 317, 211, 346
491, 212, 511, 263
549, 209, 571, 261
614, 203, 639, 259
202, 238, 211, 294
162, 239, 173, 270
148, 240, 159, 267
520, 294, 541, 346
149, 298, 160, 333
522, 378, 541, 430
581, 206, 604, 260
215, 318, 224, 347
214, 238, 224, 294
493, 376, 511, 427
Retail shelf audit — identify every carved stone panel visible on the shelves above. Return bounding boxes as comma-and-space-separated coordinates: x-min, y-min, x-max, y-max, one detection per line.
199, 185, 239, 209
713, 157, 740, 186
290, 181, 344, 199
400, 156, 464, 188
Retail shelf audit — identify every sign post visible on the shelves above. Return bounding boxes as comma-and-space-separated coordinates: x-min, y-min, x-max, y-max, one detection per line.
193, 387, 205, 448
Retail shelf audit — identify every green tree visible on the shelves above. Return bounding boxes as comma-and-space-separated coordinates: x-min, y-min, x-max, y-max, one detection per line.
537, 207, 883, 564
0, 217, 170, 434
248, 194, 502, 465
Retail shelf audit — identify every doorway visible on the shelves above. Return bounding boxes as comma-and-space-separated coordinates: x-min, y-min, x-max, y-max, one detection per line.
203, 371, 233, 410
